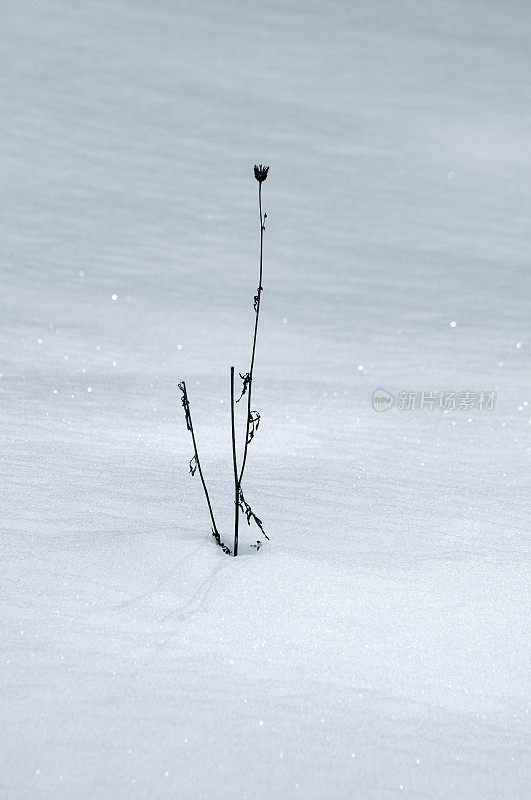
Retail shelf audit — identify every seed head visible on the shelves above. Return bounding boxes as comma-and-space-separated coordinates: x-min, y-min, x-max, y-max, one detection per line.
254, 164, 269, 183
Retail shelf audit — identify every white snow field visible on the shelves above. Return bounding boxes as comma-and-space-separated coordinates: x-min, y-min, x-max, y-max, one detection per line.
1, 1, 529, 798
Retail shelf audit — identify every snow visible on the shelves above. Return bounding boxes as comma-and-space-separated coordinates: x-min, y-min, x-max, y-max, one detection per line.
1, 1, 529, 798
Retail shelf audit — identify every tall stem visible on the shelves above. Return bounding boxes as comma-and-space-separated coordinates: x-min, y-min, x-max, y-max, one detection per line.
230, 367, 239, 556
238, 181, 264, 485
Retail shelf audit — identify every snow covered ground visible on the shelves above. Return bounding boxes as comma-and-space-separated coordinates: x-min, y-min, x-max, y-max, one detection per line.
1, 1, 529, 797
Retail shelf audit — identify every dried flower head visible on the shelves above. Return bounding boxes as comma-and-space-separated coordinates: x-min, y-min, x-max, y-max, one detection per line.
254, 164, 269, 183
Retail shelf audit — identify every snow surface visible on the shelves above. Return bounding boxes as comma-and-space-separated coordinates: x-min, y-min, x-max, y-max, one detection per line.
1, 1, 529, 798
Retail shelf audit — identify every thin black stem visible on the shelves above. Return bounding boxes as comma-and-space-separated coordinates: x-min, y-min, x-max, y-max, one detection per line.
189, 424, 217, 535
178, 381, 230, 553
230, 367, 239, 556
238, 181, 264, 485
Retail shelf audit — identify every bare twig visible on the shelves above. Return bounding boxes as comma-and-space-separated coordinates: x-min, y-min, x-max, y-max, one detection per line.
247, 410, 260, 444
236, 372, 250, 403
178, 381, 230, 555
238, 488, 269, 540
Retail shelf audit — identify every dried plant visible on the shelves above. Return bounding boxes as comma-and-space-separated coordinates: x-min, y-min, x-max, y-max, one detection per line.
179, 165, 270, 556
229, 164, 269, 553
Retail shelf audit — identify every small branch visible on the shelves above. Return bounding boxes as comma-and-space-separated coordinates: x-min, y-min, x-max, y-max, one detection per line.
236, 372, 250, 403
238, 487, 269, 540
230, 367, 240, 557
178, 381, 231, 555
247, 410, 260, 444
